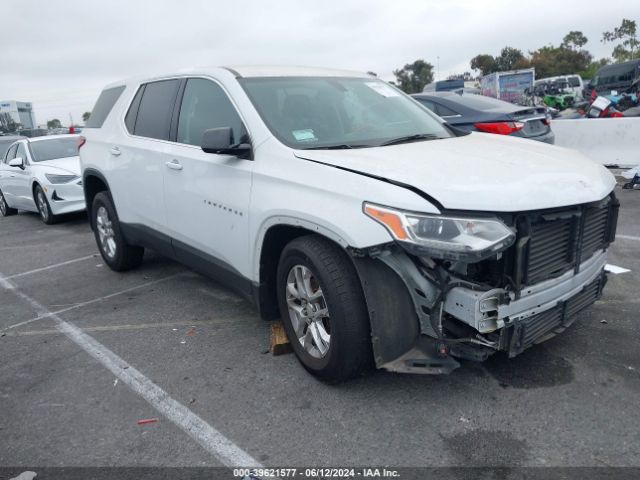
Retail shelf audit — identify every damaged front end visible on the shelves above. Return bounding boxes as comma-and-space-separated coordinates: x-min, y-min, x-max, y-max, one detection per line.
352, 193, 619, 374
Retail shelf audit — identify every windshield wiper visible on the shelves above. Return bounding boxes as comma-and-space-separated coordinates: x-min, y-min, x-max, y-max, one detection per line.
303, 144, 369, 150
380, 133, 442, 147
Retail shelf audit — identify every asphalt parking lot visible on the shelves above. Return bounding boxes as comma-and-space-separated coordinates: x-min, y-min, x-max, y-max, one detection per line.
1, 181, 639, 470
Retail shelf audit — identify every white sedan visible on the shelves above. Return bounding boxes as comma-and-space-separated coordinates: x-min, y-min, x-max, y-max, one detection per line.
0, 134, 86, 224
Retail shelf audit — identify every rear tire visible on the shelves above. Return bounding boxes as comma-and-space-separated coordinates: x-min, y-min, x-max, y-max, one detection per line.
34, 184, 58, 225
276, 234, 373, 383
0, 188, 17, 216
92, 191, 144, 271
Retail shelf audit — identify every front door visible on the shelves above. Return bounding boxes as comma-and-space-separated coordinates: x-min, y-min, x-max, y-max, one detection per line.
7, 143, 34, 210
0, 143, 19, 207
163, 77, 253, 280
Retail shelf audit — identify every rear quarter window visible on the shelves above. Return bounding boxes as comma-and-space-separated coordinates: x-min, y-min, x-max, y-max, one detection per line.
86, 86, 126, 128
125, 85, 145, 133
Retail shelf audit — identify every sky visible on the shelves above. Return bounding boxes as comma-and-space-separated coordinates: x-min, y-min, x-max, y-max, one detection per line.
1, 0, 636, 127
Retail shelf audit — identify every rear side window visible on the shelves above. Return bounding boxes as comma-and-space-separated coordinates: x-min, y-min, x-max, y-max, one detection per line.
568, 76, 580, 87
133, 79, 181, 140
86, 86, 125, 128
434, 103, 459, 116
125, 85, 145, 133
415, 98, 436, 112
177, 78, 246, 146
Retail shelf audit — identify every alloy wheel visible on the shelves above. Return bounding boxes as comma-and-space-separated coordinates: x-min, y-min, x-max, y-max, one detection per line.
285, 264, 331, 359
96, 206, 117, 259
36, 189, 48, 221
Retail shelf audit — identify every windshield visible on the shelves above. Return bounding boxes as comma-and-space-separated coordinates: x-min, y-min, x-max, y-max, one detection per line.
568, 76, 580, 87
29, 137, 79, 162
240, 76, 452, 149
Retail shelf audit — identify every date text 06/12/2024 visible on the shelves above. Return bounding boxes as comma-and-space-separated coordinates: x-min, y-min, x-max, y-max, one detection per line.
235, 468, 401, 478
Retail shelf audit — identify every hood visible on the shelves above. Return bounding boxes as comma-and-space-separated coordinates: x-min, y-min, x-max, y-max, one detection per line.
32, 156, 81, 176
294, 133, 615, 212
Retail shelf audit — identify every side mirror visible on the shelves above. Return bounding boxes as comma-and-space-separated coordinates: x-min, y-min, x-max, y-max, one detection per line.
9, 157, 24, 169
201, 127, 252, 159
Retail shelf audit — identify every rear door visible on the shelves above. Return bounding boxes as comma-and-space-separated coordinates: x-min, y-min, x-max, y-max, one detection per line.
112, 79, 181, 235
163, 77, 253, 279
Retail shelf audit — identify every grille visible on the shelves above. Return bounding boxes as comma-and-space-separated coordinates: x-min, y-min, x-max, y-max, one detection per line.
521, 195, 618, 287
525, 217, 576, 284
461, 194, 618, 293
507, 273, 605, 356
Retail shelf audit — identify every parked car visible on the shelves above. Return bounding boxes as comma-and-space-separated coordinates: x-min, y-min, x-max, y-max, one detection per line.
584, 59, 640, 99
0, 134, 85, 223
81, 66, 617, 382
412, 91, 555, 143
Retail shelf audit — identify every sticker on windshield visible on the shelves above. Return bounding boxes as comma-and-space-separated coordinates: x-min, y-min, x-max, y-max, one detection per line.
365, 82, 400, 98
292, 129, 317, 142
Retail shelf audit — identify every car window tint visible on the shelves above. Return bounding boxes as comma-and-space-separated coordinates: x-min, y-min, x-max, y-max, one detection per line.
134, 79, 181, 140
4, 144, 18, 162
86, 86, 125, 128
125, 85, 145, 134
415, 98, 436, 112
15, 143, 27, 161
177, 78, 246, 146
30, 138, 79, 162
0, 141, 15, 161
435, 104, 459, 116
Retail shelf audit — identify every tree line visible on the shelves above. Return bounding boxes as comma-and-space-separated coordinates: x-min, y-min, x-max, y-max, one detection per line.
471, 18, 637, 78
392, 18, 638, 94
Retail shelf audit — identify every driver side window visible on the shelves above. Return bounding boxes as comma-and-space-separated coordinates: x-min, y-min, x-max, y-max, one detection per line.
177, 78, 246, 147
15, 143, 27, 163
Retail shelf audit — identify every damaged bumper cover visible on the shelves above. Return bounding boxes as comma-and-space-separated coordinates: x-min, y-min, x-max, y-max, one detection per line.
353, 247, 608, 375
443, 249, 607, 334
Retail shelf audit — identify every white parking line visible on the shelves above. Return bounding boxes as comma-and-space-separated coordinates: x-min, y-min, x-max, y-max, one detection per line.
5, 255, 97, 280
0, 273, 261, 467
2, 273, 188, 331
6, 316, 253, 337
616, 234, 640, 242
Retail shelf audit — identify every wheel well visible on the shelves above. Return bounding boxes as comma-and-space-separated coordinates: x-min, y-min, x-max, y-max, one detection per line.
83, 174, 108, 228
257, 225, 343, 321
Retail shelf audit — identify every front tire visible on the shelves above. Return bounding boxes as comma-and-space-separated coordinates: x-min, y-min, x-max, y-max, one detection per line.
34, 184, 57, 224
0, 188, 17, 216
92, 191, 144, 271
276, 235, 373, 383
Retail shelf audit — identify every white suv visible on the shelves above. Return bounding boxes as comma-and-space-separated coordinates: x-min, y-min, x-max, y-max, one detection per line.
80, 66, 618, 382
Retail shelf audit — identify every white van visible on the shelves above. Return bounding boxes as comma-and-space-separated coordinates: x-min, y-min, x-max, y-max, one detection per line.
80, 66, 617, 382
535, 74, 584, 99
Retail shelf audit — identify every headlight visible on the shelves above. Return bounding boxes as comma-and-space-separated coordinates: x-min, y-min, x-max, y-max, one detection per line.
363, 203, 515, 262
45, 174, 79, 184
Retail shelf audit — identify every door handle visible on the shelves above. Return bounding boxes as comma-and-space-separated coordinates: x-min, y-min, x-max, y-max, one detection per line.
165, 160, 183, 171
110, 147, 121, 156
